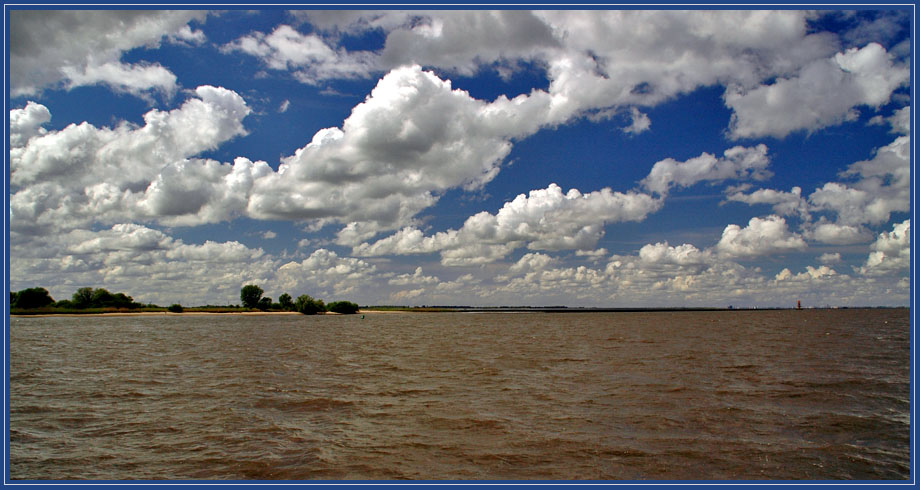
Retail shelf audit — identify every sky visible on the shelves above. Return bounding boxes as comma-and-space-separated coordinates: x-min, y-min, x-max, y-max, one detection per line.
6, 7, 913, 308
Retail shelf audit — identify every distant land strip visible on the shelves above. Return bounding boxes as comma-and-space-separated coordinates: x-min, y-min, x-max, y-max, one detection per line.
10, 305, 906, 317
363, 306, 904, 313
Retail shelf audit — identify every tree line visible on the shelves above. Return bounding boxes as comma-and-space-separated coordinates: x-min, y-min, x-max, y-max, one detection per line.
240, 284, 360, 315
10, 287, 143, 310
9, 284, 361, 315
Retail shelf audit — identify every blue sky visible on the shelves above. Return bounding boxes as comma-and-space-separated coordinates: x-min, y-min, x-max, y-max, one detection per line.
7, 8, 913, 307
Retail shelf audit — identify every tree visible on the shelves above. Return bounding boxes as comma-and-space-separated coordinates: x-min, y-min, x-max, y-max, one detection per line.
327, 301, 360, 314
278, 293, 294, 311
168, 304, 184, 313
91, 288, 115, 307
55, 299, 75, 309
72, 287, 94, 308
240, 284, 263, 309
295, 294, 326, 315
258, 297, 272, 311
74, 288, 140, 309
13, 287, 54, 309
111, 292, 139, 309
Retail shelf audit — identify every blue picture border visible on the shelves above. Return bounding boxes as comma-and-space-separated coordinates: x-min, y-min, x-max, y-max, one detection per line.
3, 1, 915, 489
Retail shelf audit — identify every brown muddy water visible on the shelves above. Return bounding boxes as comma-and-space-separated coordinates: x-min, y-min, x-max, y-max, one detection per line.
9, 309, 912, 480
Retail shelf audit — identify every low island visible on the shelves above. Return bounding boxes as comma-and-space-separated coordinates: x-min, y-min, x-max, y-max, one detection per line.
9, 284, 362, 316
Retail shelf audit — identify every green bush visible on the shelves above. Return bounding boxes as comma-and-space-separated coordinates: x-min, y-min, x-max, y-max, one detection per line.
295, 294, 326, 315
327, 301, 360, 314
168, 304, 184, 313
258, 297, 272, 311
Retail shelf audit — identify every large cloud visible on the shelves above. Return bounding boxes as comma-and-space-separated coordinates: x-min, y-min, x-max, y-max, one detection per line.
11, 86, 250, 189
354, 183, 663, 265
10, 10, 207, 96
247, 65, 552, 236
137, 157, 273, 227
535, 10, 838, 123
10, 86, 252, 236
539, 13, 905, 136
726, 43, 909, 139
716, 215, 807, 258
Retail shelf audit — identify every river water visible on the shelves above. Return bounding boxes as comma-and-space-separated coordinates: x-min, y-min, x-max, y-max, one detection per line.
9, 309, 912, 480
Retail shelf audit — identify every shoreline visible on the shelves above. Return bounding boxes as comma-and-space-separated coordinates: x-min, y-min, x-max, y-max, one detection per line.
8, 310, 408, 318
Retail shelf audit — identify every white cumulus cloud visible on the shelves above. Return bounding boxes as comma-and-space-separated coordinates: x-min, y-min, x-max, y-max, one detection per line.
807, 221, 873, 245
239, 65, 568, 239
859, 219, 910, 276
716, 215, 807, 258
10, 86, 252, 235
726, 43, 909, 139
808, 133, 909, 227
10, 10, 207, 97
642, 145, 771, 196
389, 267, 440, 286
275, 249, 379, 299
355, 183, 662, 265
9, 101, 51, 147
725, 186, 809, 219
222, 24, 379, 85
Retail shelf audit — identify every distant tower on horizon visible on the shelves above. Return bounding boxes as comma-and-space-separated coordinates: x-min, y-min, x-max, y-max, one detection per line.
797, 300, 802, 310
